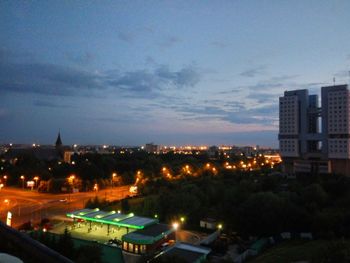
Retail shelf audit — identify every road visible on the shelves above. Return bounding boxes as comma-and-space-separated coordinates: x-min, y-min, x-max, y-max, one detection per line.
0, 185, 132, 228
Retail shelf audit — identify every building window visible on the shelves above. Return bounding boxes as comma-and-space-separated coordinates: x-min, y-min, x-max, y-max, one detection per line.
129, 243, 134, 253
140, 245, 146, 253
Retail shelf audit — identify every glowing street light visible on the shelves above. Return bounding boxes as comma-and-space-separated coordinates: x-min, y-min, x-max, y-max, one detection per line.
112, 172, 117, 187
93, 183, 99, 196
3, 175, 7, 186
34, 176, 39, 188
0, 183, 3, 190
20, 175, 25, 189
172, 222, 179, 231
180, 217, 185, 223
218, 224, 223, 230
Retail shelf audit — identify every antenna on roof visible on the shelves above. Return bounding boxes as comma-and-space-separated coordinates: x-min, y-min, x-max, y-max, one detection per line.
333, 77, 336, 86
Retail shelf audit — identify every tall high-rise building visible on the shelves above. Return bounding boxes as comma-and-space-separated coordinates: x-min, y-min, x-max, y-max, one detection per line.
279, 84, 350, 176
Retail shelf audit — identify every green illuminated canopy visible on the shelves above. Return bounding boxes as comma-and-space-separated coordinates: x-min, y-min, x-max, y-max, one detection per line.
66, 208, 158, 230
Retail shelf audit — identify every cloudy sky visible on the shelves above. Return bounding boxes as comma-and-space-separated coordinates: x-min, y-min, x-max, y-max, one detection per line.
1, 1, 350, 147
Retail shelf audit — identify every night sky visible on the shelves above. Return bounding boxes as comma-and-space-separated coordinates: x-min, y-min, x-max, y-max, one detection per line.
1, 1, 350, 147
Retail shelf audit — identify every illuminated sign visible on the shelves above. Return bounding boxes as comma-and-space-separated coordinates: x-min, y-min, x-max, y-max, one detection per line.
27, 181, 34, 187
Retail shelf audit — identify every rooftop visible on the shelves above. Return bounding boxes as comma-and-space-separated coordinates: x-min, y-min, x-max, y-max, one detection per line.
67, 208, 158, 230
157, 243, 211, 263
122, 223, 174, 244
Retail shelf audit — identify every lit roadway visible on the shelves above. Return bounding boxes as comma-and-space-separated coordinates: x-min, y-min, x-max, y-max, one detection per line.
0, 185, 132, 228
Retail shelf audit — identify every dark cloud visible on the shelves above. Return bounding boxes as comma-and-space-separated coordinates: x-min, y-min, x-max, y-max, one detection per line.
240, 65, 266, 78
117, 31, 134, 43
211, 41, 229, 48
223, 104, 278, 125
171, 102, 277, 126
145, 56, 156, 65
141, 26, 155, 34
33, 100, 75, 108
0, 50, 200, 98
247, 91, 276, 103
65, 51, 94, 65
108, 65, 200, 96
159, 36, 181, 48
217, 88, 243, 95
0, 108, 10, 119
0, 61, 104, 96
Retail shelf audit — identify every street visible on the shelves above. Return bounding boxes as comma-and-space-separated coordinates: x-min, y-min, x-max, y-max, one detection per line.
0, 185, 132, 228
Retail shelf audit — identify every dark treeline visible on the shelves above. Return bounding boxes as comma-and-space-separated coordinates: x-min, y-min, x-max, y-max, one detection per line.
29, 228, 103, 263
0, 151, 275, 192
113, 172, 350, 240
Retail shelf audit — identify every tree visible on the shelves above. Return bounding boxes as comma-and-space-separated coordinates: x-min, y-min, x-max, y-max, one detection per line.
237, 192, 284, 236
121, 198, 130, 212
76, 244, 103, 263
57, 228, 75, 259
321, 240, 350, 263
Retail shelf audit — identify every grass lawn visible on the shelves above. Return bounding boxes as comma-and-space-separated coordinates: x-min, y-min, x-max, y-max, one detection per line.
247, 239, 348, 263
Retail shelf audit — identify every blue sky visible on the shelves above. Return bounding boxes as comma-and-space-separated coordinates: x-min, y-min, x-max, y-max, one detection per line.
1, 1, 350, 147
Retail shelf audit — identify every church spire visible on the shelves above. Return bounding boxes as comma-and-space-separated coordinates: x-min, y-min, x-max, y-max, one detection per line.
55, 131, 62, 147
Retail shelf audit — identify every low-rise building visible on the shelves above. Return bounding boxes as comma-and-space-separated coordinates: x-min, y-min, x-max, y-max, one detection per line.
154, 242, 211, 263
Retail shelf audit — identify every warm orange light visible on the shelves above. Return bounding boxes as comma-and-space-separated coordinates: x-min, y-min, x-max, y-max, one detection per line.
20, 175, 25, 180
3, 175, 7, 179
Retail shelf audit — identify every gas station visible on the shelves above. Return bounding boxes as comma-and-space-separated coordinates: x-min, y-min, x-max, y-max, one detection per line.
66, 208, 175, 255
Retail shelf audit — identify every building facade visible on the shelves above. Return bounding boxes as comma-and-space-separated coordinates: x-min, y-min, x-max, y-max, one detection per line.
279, 84, 350, 176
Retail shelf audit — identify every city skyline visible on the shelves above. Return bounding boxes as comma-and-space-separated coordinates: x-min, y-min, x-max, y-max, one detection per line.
1, 1, 350, 147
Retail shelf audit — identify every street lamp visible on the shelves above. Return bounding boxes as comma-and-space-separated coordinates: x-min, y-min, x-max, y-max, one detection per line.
172, 222, 179, 241
3, 175, 7, 186
172, 222, 179, 231
34, 176, 39, 188
112, 172, 117, 187
20, 175, 25, 189
93, 183, 98, 196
